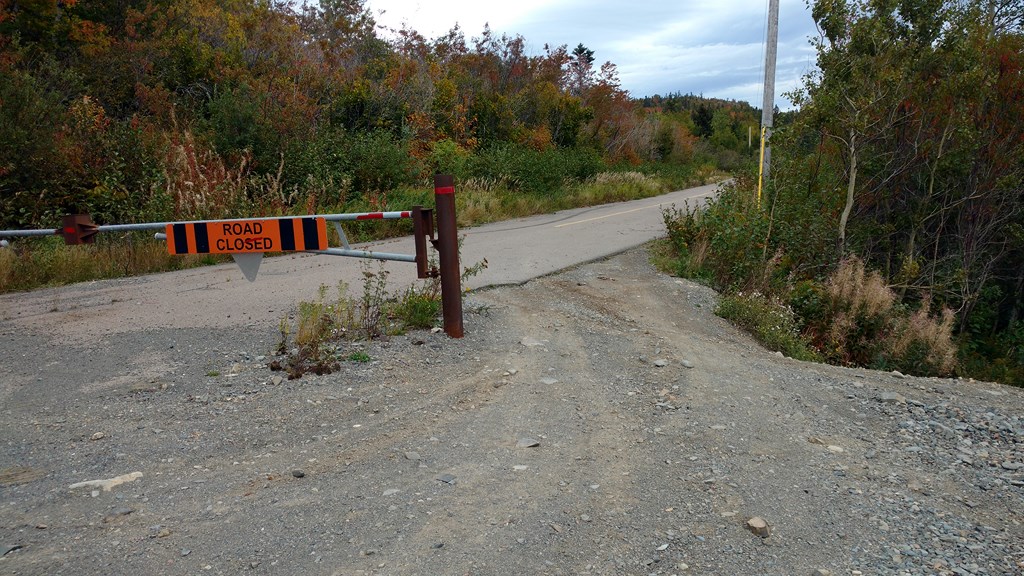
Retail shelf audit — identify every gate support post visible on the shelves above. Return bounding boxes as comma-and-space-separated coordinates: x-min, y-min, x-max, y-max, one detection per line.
411, 205, 434, 279
434, 174, 463, 338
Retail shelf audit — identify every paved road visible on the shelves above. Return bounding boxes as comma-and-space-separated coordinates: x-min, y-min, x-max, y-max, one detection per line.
457, 182, 718, 287
0, 183, 720, 341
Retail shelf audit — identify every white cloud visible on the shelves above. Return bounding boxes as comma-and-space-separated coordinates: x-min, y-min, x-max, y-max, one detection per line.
366, 0, 821, 107
367, 0, 550, 37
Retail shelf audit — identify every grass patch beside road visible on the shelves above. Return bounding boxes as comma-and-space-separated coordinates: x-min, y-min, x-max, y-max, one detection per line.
0, 234, 230, 293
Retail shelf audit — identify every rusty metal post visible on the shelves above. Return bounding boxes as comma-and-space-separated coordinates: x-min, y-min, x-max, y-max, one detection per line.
434, 175, 463, 338
411, 205, 436, 279
61, 214, 98, 245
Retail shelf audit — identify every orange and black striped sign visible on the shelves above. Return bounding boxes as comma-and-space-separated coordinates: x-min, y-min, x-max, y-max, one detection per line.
165, 217, 328, 255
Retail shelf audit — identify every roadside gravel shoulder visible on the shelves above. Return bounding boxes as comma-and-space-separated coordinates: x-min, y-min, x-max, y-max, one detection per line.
1, 247, 1022, 575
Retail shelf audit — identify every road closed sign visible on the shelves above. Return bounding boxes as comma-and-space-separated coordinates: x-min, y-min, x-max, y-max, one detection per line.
166, 217, 328, 255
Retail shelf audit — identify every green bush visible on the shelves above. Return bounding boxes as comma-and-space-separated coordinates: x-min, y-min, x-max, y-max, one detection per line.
344, 130, 421, 194
392, 285, 441, 329
469, 144, 604, 194
83, 121, 166, 224
667, 177, 781, 293
960, 322, 1024, 387
715, 292, 819, 361
428, 139, 470, 180
662, 204, 712, 280
0, 65, 170, 229
788, 280, 827, 328
277, 129, 352, 206
205, 86, 278, 167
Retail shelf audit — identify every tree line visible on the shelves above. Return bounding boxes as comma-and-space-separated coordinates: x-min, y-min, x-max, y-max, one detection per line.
0, 0, 758, 231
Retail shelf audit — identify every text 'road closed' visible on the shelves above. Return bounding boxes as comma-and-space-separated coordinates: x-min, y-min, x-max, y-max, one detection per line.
166, 217, 328, 255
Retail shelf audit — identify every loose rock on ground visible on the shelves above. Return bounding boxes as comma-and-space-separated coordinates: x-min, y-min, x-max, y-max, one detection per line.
1, 248, 1022, 575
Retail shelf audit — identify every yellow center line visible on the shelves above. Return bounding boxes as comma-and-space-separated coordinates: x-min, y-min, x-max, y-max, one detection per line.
553, 191, 715, 228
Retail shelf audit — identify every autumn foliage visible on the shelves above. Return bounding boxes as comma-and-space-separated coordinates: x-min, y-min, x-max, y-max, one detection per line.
0, 0, 744, 231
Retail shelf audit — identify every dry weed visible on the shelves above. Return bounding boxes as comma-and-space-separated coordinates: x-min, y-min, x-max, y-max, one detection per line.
461, 177, 508, 194
827, 256, 894, 318
589, 171, 655, 186
820, 256, 957, 375
687, 233, 710, 274
889, 304, 958, 375
164, 131, 250, 219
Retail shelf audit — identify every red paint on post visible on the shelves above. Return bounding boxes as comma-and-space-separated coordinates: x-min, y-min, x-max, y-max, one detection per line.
434, 186, 455, 195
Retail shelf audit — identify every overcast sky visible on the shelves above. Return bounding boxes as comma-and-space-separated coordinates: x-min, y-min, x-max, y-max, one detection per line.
365, 0, 821, 108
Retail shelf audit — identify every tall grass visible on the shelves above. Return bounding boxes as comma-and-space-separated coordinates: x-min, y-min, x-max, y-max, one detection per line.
456, 171, 671, 227
0, 235, 225, 292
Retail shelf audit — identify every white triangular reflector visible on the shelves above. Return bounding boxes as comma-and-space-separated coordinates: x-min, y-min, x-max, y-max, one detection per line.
232, 253, 264, 282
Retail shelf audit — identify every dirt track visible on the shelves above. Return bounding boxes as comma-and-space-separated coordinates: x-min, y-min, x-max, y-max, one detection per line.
2, 248, 1023, 575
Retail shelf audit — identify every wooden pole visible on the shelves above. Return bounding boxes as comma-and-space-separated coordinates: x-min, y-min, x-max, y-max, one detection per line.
760, 0, 779, 181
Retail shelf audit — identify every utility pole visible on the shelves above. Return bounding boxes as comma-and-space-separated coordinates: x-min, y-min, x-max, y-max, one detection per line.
760, 0, 779, 171
759, 0, 779, 190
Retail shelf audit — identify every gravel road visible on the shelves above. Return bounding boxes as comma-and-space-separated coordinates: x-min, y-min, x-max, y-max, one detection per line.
1, 248, 1022, 575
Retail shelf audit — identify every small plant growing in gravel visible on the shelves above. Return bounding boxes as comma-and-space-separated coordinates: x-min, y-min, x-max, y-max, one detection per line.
461, 256, 488, 285
274, 246, 492, 379
274, 261, 448, 378
458, 234, 488, 293
345, 351, 371, 363
275, 315, 296, 355
392, 284, 441, 330
295, 285, 337, 351
271, 284, 346, 379
358, 263, 390, 340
